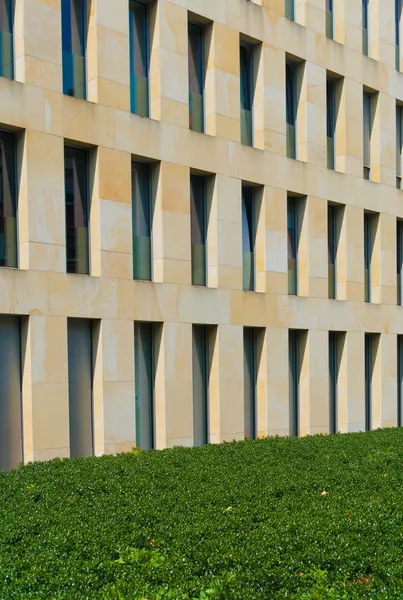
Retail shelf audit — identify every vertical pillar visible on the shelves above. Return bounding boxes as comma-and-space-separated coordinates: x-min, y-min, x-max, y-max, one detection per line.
370, 93, 395, 187
19, 131, 66, 273
338, 331, 365, 433
14, 0, 62, 91
333, 0, 362, 51
149, 0, 188, 127
297, 62, 327, 167
372, 333, 398, 429
372, 213, 396, 305
337, 205, 364, 302
263, 327, 289, 437
154, 322, 193, 448
299, 330, 329, 436
295, 0, 326, 35
87, 0, 130, 110
205, 22, 240, 142
264, 187, 288, 295
336, 78, 362, 177
298, 196, 328, 299
209, 325, 244, 443
369, 0, 395, 67
153, 162, 191, 285
22, 316, 70, 462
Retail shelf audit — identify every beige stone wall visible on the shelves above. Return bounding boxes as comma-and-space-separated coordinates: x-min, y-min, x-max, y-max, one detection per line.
2, 0, 403, 465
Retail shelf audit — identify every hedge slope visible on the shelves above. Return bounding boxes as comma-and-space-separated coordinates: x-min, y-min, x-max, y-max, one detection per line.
2, 430, 403, 599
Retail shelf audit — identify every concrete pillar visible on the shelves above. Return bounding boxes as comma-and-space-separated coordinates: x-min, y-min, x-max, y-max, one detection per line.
264, 186, 288, 295
336, 78, 362, 177
295, 0, 326, 35
298, 196, 328, 299
333, 0, 362, 51
297, 61, 327, 167
300, 329, 329, 436
370, 92, 395, 187
372, 213, 396, 306
372, 333, 398, 429
338, 331, 365, 432
263, 327, 289, 436
22, 316, 70, 462
369, 0, 395, 67
337, 204, 364, 302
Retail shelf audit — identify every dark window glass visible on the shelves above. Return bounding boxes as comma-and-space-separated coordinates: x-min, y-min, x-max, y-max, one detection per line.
242, 185, 255, 291
68, 318, 94, 458
397, 105, 402, 188
327, 78, 336, 169
397, 0, 402, 69
364, 333, 373, 432
0, 131, 17, 268
190, 174, 207, 286
132, 161, 152, 281
326, 0, 333, 39
240, 42, 253, 146
62, 0, 86, 99
289, 330, 300, 437
129, 0, 149, 117
135, 322, 155, 450
397, 220, 403, 305
65, 146, 89, 275
244, 327, 257, 439
285, 0, 295, 20
193, 325, 209, 446
288, 196, 298, 295
188, 22, 205, 133
364, 213, 372, 303
363, 92, 371, 179
362, 0, 369, 55
0, 0, 13, 79
328, 204, 338, 299
398, 335, 403, 426
286, 62, 297, 158
329, 331, 340, 434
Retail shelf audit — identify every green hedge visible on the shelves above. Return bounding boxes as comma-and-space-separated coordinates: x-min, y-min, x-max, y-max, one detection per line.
2, 429, 403, 599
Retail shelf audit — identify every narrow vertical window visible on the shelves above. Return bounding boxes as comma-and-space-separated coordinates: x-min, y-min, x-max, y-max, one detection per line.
240, 42, 253, 147
363, 92, 371, 180
0, 131, 17, 269
65, 146, 89, 275
329, 331, 340, 434
327, 78, 336, 170
244, 328, 257, 439
134, 322, 155, 450
129, 0, 149, 117
288, 196, 298, 295
193, 325, 209, 446
289, 330, 300, 437
326, 0, 334, 40
396, 0, 402, 70
0, 315, 22, 471
188, 22, 205, 133
242, 185, 255, 292
398, 335, 403, 426
61, 0, 86, 99
362, 0, 369, 56
397, 105, 403, 189
397, 220, 403, 305
68, 318, 94, 458
328, 204, 338, 299
286, 61, 297, 159
285, 0, 295, 21
0, 0, 13, 79
132, 161, 152, 281
364, 212, 372, 303
364, 333, 373, 432
190, 174, 207, 286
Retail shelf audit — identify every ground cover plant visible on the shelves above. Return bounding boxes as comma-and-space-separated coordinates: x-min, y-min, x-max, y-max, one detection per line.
1, 430, 403, 599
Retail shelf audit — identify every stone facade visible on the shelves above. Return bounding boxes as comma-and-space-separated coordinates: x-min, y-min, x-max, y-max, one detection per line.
1, 0, 403, 467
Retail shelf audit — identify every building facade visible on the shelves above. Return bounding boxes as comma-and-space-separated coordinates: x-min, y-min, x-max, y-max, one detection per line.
1, 0, 403, 470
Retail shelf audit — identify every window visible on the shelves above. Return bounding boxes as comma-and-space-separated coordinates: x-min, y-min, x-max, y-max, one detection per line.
242, 185, 255, 291
328, 204, 339, 299
68, 318, 94, 458
289, 330, 301, 437
397, 220, 403, 305
65, 146, 89, 275
240, 41, 253, 146
363, 92, 371, 180
398, 336, 403, 426
61, 0, 86, 99
191, 174, 207, 286
364, 212, 374, 303
193, 325, 209, 446
0, 131, 17, 269
364, 333, 374, 432
285, 0, 295, 21
329, 331, 341, 434
244, 328, 258, 439
396, 0, 402, 70
135, 322, 155, 450
327, 77, 336, 170
326, 0, 334, 40
0, 315, 22, 471
397, 105, 403, 189
362, 0, 369, 56
129, 0, 150, 117
132, 161, 152, 281
0, 0, 13, 79
188, 22, 205, 133
286, 61, 297, 159
288, 196, 299, 295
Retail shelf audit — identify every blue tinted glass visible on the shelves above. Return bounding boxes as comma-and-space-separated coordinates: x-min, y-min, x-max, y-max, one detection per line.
62, 0, 86, 98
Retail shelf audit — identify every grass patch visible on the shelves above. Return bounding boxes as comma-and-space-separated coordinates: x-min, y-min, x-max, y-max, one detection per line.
2, 429, 403, 598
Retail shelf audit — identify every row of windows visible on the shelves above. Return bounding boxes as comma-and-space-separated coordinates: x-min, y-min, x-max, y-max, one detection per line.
1, 315, 402, 469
